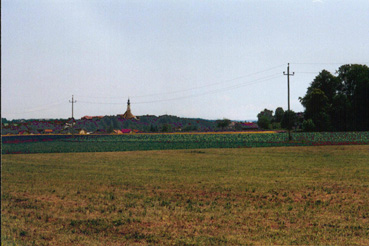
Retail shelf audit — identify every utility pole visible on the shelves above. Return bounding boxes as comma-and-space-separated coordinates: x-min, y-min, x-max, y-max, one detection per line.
283, 63, 294, 141
69, 95, 77, 136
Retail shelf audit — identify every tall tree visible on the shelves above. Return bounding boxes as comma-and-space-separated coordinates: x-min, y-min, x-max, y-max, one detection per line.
258, 116, 271, 130
306, 70, 341, 103
257, 109, 273, 122
330, 93, 350, 131
257, 109, 273, 130
300, 70, 340, 131
281, 110, 297, 130
274, 107, 284, 123
337, 64, 369, 131
300, 64, 369, 131
300, 88, 331, 131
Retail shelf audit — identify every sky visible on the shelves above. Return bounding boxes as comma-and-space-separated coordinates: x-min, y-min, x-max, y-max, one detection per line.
2, 0, 369, 121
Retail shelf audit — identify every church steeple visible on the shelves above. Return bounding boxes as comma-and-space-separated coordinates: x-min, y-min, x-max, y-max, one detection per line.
127, 98, 131, 111
121, 98, 137, 120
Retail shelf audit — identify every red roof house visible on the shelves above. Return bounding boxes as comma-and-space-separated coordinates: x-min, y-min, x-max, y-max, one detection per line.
121, 129, 132, 134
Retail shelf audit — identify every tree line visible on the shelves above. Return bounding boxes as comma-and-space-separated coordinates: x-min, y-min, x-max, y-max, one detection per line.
257, 107, 300, 130
257, 64, 369, 131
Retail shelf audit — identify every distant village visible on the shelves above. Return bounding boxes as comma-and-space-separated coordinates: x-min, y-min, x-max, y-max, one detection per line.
2, 99, 259, 135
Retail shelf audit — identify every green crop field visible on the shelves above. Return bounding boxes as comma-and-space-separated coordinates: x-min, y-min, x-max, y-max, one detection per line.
2, 145, 369, 245
2, 132, 369, 154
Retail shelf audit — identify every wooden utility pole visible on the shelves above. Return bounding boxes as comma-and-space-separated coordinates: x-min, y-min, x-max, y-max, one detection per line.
69, 95, 77, 136
283, 63, 294, 141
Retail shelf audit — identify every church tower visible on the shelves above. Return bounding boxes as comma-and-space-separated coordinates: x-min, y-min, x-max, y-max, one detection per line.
121, 98, 137, 119
127, 98, 131, 112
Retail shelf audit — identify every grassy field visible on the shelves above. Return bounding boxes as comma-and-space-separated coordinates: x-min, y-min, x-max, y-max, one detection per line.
2, 145, 369, 245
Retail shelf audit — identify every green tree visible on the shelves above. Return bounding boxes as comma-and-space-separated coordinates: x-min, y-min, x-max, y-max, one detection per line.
161, 124, 173, 132
257, 109, 273, 130
300, 64, 369, 131
281, 110, 297, 130
302, 119, 315, 132
258, 116, 271, 130
271, 122, 281, 130
106, 124, 114, 133
257, 109, 273, 122
306, 70, 341, 103
149, 124, 158, 132
112, 118, 120, 129
300, 88, 331, 131
299, 70, 340, 131
274, 107, 284, 123
330, 93, 350, 131
2, 118, 9, 124
216, 119, 231, 130
337, 64, 369, 131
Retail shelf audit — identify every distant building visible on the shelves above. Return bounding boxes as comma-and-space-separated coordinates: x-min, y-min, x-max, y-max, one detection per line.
118, 99, 137, 120
121, 129, 132, 134
81, 116, 104, 120
113, 129, 123, 134
239, 122, 259, 130
79, 129, 87, 135
81, 116, 93, 120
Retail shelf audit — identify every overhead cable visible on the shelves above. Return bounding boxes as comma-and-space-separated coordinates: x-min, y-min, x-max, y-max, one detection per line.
3, 98, 68, 115
78, 73, 282, 105
76, 64, 285, 100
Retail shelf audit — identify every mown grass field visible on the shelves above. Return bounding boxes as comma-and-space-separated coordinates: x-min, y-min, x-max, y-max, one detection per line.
2, 145, 369, 245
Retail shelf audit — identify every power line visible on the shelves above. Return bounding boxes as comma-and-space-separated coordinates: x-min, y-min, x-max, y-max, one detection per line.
294, 71, 320, 74
78, 73, 282, 105
75, 64, 285, 100
132, 64, 285, 98
133, 76, 281, 104
3, 99, 67, 115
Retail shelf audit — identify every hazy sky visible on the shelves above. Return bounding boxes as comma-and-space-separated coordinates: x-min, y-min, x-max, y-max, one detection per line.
2, 0, 369, 120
